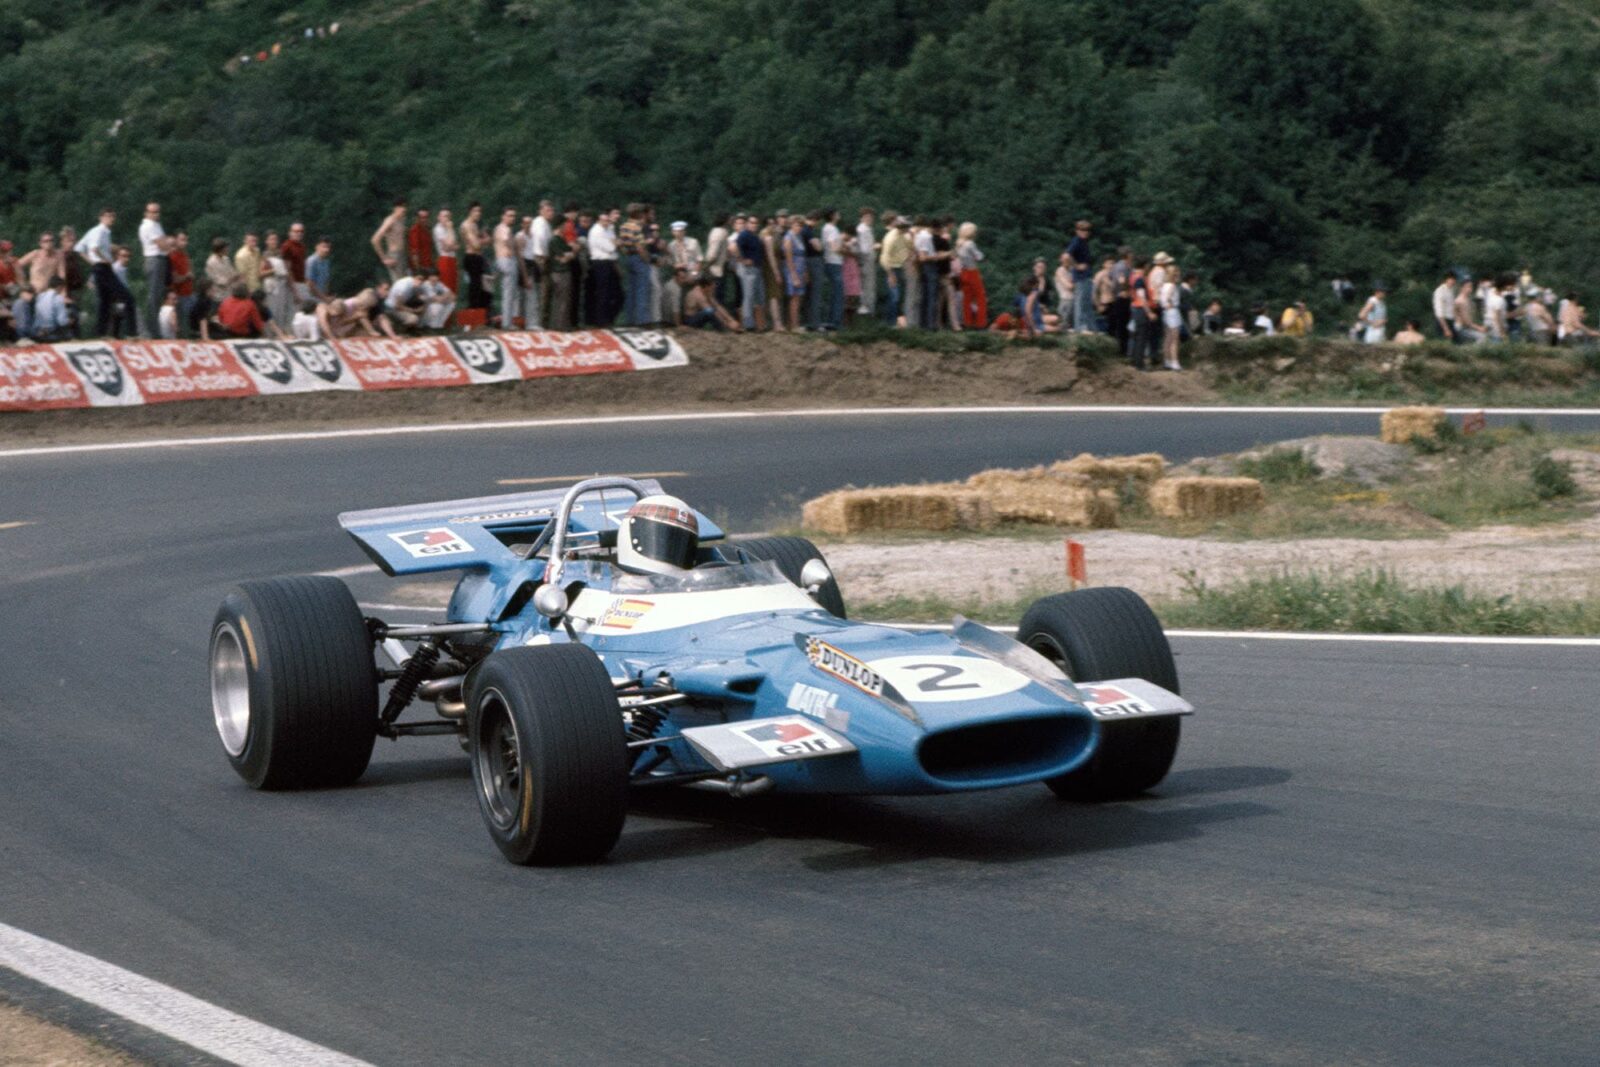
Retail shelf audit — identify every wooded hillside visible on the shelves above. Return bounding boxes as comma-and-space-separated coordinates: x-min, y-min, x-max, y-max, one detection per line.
4, 0, 1599, 308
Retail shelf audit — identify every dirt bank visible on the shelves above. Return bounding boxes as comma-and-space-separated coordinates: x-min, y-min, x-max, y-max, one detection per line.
0, 332, 1214, 446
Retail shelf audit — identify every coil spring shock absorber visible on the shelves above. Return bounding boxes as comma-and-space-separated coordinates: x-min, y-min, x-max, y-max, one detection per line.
625, 702, 668, 744
382, 640, 440, 727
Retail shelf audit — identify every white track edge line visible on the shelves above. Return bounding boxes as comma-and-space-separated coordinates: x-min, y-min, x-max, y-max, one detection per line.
0, 922, 371, 1067
345, 606, 1600, 647
5, 403, 1600, 458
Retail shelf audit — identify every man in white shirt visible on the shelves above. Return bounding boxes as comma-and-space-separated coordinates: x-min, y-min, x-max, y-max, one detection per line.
855, 208, 877, 321
1482, 278, 1507, 341
587, 212, 620, 326
76, 207, 132, 337
386, 269, 428, 332
418, 269, 454, 330
291, 301, 321, 341
1431, 274, 1457, 342
912, 219, 937, 329
821, 208, 844, 330
529, 200, 554, 328
138, 202, 173, 337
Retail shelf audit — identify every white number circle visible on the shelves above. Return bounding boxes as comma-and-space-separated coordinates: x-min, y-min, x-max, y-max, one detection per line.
868, 655, 1029, 703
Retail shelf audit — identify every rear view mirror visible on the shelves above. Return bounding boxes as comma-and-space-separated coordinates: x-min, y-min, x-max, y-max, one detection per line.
800, 559, 833, 595
534, 584, 569, 619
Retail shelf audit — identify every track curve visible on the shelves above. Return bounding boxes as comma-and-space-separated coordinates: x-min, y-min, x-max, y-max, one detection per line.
0, 408, 1596, 1065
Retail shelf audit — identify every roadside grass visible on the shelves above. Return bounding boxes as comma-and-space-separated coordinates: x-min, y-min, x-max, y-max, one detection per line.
1156, 570, 1600, 635
851, 571, 1600, 636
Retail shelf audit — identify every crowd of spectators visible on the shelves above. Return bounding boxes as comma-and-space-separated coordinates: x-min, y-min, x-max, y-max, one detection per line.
5, 199, 1598, 371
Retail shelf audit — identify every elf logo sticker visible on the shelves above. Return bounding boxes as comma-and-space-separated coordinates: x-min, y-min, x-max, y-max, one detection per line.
1078, 684, 1154, 718
65, 345, 123, 396
234, 342, 293, 385
288, 341, 345, 383
448, 336, 506, 376
389, 527, 472, 558
736, 716, 846, 759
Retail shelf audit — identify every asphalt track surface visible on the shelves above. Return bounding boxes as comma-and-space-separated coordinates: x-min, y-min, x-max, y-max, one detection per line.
2, 407, 1598, 1065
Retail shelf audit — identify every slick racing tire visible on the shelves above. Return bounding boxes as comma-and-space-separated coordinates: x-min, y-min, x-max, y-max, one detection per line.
210, 576, 378, 790
466, 645, 628, 865
1018, 587, 1180, 802
732, 536, 847, 618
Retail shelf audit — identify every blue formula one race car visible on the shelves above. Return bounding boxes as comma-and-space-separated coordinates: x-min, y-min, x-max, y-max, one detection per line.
209, 477, 1192, 864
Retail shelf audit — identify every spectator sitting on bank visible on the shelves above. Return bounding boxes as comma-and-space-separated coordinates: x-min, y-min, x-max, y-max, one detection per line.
680, 273, 740, 331
7, 285, 34, 342
1393, 319, 1425, 346
1224, 318, 1249, 337
292, 300, 321, 340
217, 282, 267, 338
418, 269, 454, 330
1201, 299, 1223, 335
385, 269, 429, 333
1524, 295, 1555, 345
1251, 306, 1276, 335
317, 284, 385, 339
157, 290, 179, 339
33, 277, 74, 341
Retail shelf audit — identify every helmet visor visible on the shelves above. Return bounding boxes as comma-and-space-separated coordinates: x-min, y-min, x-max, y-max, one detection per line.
629, 517, 698, 570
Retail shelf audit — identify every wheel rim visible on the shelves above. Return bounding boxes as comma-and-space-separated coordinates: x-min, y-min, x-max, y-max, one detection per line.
1025, 632, 1074, 680
475, 693, 525, 831
210, 623, 251, 757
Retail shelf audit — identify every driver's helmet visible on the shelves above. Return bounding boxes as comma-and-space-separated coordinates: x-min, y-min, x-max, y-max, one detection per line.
616, 494, 699, 575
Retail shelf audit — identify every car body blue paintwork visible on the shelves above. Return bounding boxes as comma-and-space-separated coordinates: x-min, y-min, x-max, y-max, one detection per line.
341, 482, 1106, 795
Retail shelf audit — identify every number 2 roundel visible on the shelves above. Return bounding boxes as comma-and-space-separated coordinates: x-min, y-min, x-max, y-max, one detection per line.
867, 655, 1029, 703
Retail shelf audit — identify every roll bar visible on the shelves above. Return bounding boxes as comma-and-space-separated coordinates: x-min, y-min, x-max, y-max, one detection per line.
533, 476, 655, 590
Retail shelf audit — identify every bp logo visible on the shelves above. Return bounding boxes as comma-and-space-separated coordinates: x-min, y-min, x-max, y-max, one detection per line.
447, 336, 506, 376
234, 341, 294, 385
287, 341, 345, 383
64, 345, 123, 397
612, 328, 673, 362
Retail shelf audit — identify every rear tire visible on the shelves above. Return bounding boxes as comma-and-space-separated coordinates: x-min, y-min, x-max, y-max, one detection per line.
1018, 587, 1180, 801
466, 645, 628, 865
732, 535, 846, 618
210, 576, 378, 790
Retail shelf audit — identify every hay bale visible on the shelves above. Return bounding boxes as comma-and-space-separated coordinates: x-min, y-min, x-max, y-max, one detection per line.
1380, 406, 1447, 444
801, 485, 995, 536
1148, 477, 1266, 519
1050, 452, 1166, 488
964, 470, 1118, 527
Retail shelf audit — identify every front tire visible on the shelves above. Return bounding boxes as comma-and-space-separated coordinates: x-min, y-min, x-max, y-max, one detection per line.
466, 645, 628, 865
210, 576, 378, 789
1018, 587, 1180, 801
732, 535, 847, 618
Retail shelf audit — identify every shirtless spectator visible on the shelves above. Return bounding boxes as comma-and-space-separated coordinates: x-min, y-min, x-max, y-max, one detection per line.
16, 232, 64, 296
680, 273, 740, 332
493, 207, 523, 328
370, 198, 408, 280
460, 202, 490, 310
1453, 279, 1483, 343
1558, 294, 1599, 346
317, 284, 387, 339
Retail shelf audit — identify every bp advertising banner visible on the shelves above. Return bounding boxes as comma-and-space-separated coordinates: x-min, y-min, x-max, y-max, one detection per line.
0, 329, 687, 412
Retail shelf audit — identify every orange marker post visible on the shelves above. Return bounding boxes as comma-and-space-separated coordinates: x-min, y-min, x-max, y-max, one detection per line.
1065, 539, 1086, 589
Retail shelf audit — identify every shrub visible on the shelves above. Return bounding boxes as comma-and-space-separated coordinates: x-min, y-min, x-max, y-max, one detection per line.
1236, 447, 1321, 484
1532, 455, 1578, 499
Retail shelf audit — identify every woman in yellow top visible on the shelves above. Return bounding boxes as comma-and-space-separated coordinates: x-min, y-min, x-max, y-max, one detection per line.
1279, 301, 1314, 337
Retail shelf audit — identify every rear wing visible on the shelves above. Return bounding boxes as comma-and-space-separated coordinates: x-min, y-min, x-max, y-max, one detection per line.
338, 479, 724, 576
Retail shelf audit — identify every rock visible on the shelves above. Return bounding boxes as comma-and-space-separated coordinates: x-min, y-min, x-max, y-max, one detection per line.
1273, 357, 1297, 372
1217, 435, 1411, 488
